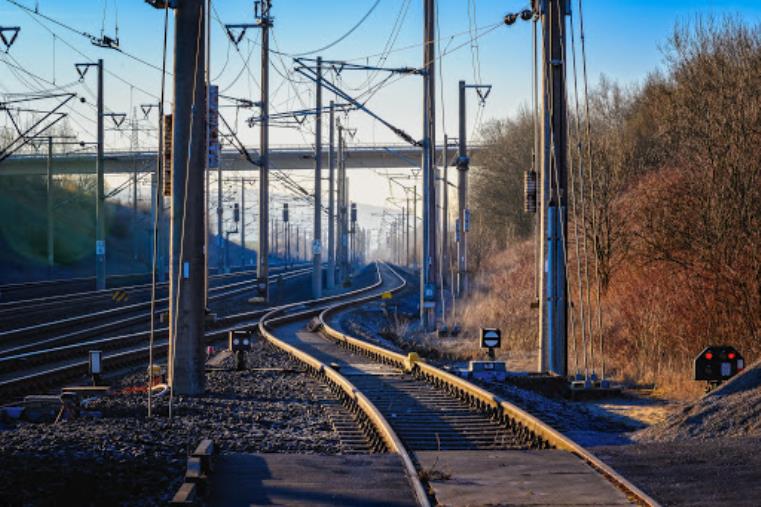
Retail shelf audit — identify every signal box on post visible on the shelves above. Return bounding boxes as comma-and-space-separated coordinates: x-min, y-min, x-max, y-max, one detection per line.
694, 345, 744, 389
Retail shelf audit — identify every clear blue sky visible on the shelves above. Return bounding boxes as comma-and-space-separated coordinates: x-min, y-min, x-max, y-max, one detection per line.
4, 0, 761, 146
2, 0, 761, 216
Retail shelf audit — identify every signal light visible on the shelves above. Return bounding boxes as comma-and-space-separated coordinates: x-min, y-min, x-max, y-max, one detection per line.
728, 352, 736, 360
705, 352, 713, 360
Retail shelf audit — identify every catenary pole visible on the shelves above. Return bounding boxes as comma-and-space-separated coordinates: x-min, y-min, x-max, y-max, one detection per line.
327, 100, 336, 289
312, 56, 323, 298
421, 0, 437, 326
46, 136, 54, 269
168, 0, 207, 395
257, 0, 271, 300
456, 81, 468, 297
240, 178, 246, 265
537, 0, 569, 376
95, 58, 106, 290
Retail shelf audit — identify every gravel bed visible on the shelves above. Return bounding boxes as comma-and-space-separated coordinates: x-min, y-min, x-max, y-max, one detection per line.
636, 360, 761, 442
595, 437, 761, 506
0, 338, 346, 506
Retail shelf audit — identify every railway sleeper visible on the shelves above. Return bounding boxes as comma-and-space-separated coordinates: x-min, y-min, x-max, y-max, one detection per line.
320, 329, 550, 451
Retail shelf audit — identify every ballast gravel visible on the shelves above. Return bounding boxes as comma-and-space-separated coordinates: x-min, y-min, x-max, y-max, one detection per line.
0, 338, 346, 506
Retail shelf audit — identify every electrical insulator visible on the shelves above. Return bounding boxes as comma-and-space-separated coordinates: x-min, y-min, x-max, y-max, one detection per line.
524, 170, 537, 214
233, 203, 240, 222
283, 203, 289, 223
350, 203, 357, 222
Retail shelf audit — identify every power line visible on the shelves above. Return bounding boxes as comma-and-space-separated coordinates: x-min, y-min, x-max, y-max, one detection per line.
273, 0, 381, 57
5, 0, 167, 74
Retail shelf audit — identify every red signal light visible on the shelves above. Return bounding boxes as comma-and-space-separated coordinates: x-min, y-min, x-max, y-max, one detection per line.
705, 352, 714, 360
728, 352, 736, 359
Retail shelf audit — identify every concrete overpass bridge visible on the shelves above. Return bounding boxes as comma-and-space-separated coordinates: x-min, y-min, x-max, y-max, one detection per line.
0, 144, 484, 176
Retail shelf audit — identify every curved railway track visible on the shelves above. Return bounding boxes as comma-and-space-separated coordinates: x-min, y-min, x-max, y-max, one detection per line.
253, 262, 658, 507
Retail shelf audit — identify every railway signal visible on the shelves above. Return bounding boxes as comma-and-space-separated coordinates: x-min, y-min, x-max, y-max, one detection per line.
229, 330, 254, 371
695, 345, 745, 391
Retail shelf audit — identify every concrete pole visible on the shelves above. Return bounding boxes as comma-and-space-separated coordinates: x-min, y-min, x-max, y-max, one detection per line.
168, 0, 207, 395
240, 178, 246, 265
132, 116, 139, 262
413, 185, 418, 269
538, 0, 569, 376
441, 134, 449, 288
337, 124, 346, 283
405, 200, 410, 267
326, 100, 336, 289
46, 136, 54, 269
421, 0, 437, 325
217, 156, 224, 273
457, 80, 469, 298
157, 108, 167, 283
95, 58, 106, 290
274, 216, 279, 260
312, 56, 323, 298
257, 0, 271, 299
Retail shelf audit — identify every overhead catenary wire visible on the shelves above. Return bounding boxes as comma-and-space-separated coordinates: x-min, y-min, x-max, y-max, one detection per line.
5, 0, 168, 75
7, 0, 163, 99
271, 0, 381, 57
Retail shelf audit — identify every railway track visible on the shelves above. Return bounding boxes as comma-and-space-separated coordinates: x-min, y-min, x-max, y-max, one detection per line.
0, 267, 315, 401
0, 263, 307, 331
0, 265, 310, 358
0, 263, 270, 303
0, 271, 151, 301
250, 262, 659, 507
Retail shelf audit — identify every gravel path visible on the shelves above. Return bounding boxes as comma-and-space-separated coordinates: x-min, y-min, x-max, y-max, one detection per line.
0, 338, 348, 506
636, 360, 761, 442
595, 437, 761, 507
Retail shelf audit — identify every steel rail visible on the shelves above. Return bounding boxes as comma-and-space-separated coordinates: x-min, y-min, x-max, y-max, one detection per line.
0, 269, 316, 400
256, 264, 431, 507
316, 263, 660, 507
0, 268, 312, 360
0, 267, 312, 350
0, 264, 307, 313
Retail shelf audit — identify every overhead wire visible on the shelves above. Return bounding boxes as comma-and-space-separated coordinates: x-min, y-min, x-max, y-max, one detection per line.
8, 0, 163, 99
271, 0, 381, 57
6, 0, 166, 74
